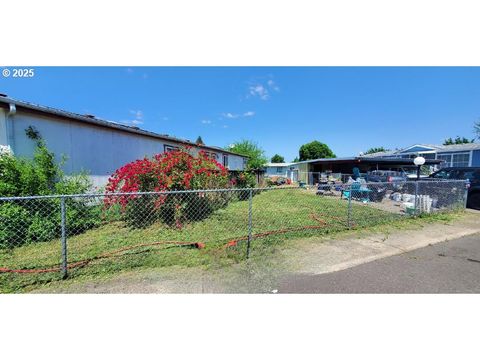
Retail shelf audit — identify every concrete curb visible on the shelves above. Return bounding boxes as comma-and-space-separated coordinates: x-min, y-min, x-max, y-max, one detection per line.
294, 215, 480, 275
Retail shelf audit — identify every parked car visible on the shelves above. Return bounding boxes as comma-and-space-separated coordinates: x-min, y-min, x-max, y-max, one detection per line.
427, 167, 480, 210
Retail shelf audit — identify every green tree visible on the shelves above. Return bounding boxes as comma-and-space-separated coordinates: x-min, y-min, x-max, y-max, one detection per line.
292, 157, 299, 162
270, 154, 285, 163
364, 147, 389, 155
443, 136, 474, 145
227, 140, 268, 170
298, 141, 335, 161
195, 136, 204, 145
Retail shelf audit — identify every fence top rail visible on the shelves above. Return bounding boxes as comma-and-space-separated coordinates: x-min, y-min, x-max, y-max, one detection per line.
0, 179, 468, 201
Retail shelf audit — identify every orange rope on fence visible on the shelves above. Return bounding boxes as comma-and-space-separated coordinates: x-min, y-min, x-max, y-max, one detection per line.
0, 240, 205, 274
0, 212, 350, 274
224, 213, 335, 248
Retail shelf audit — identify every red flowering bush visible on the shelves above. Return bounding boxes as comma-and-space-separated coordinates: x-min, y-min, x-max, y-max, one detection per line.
104, 148, 231, 228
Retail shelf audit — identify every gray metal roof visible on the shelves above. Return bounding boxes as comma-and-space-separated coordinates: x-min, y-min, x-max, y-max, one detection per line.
436, 143, 480, 152
363, 143, 480, 158
293, 156, 441, 165
265, 162, 294, 167
0, 94, 246, 157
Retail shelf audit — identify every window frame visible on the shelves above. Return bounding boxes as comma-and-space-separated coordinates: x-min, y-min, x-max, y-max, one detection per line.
451, 152, 470, 167
164, 144, 179, 153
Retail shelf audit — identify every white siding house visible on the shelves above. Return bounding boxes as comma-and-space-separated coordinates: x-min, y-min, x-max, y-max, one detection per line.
264, 163, 298, 181
0, 95, 247, 188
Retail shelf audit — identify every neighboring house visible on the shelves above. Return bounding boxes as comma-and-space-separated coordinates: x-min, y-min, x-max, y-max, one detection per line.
264, 162, 298, 181
0, 95, 248, 187
362, 143, 480, 168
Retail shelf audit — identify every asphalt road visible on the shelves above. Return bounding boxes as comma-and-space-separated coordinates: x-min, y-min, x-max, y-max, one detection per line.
278, 233, 480, 293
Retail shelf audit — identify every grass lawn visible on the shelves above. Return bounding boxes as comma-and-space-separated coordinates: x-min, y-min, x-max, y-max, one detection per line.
0, 188, 459, 293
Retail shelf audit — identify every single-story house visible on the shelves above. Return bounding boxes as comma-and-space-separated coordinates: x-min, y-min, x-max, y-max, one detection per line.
264, 162, 298, 181
362, 143, 480, 168
0, 94, 248, 187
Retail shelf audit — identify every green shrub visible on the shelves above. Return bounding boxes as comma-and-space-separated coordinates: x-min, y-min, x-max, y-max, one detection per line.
123, 196, 159, 228
27, 215, 59, 243
0, 127, 99, 247
0, 203, 31, 248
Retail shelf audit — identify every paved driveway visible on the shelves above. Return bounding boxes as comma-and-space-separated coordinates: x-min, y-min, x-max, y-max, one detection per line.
278, 233, 480, 293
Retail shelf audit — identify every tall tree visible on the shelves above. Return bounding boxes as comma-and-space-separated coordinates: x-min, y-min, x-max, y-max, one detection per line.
227, 140, 268, 170
298, 141, 335, 161
443, 136, 474, 145
195, 136, 205, 145
270, 154, 285, 163
364, 147, 389, 155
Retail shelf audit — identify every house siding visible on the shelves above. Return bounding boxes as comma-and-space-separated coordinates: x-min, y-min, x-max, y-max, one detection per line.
265, 166, 289, 177
471, 149, 480, 167
4, 109, 246, 187
297, 163, 309, 183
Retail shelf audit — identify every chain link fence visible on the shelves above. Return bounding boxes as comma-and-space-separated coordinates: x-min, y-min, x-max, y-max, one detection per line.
0, 180, 468, 289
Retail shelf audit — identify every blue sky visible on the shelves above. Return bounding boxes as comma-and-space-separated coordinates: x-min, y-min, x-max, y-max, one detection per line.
1, 67, 479, 161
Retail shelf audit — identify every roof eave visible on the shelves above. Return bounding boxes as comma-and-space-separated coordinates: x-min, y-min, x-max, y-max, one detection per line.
0, 97, 247, 158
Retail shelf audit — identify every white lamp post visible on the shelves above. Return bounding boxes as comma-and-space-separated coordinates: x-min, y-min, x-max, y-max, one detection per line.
413, 156, 425, 180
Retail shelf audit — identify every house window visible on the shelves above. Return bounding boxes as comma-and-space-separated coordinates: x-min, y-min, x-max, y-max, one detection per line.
164, 145, 179, 153
437, 154, 452, 168
437, 153, 470, 168
203, 151, 218, 160
223, 154, 228, 167
276, 167, 283, 174
421, 153, 436, 160
452, 153, 470, 167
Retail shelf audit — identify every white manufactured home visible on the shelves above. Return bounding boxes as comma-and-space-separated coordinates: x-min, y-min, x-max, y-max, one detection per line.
264, 162, 298, 181
0, 95, 248, 187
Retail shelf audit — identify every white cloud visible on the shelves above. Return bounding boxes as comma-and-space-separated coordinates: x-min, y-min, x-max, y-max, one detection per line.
201, 119, 212, 124
248, 84, 269, 100
222, 125, 229, 128
130, 110, 143, 120
222, 112, 239, 119
221, 111, 255, 119
246, 76, 280, 100
122, 109, 144, 125
267, 79, 280, 92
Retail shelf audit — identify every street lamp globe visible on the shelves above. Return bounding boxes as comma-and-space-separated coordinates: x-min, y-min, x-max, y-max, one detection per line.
413, 156, 426, 166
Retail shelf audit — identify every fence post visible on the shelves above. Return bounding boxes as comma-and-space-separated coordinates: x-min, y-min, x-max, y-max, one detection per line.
414, 181, 419, 216
464, 179, 470, 209
60, 196, 68, 279
347, 184, 352, 229
246, 188, 253, 259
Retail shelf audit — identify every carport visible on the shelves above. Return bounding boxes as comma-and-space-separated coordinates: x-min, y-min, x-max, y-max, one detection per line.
296, 157, 443, 184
